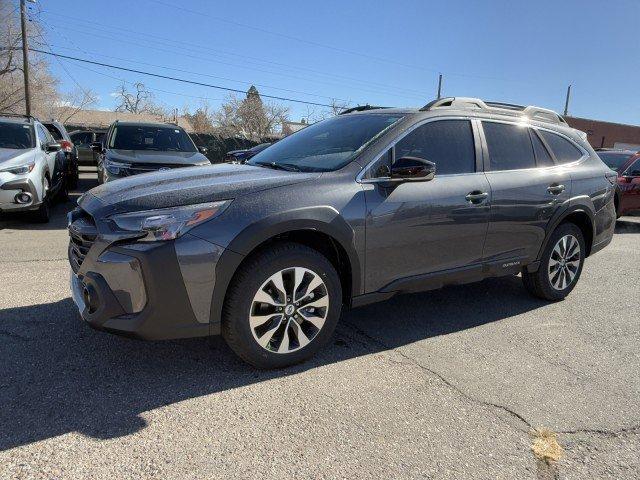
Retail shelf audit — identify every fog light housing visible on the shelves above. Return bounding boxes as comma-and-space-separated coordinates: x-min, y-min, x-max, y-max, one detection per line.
14, 192, 32, 204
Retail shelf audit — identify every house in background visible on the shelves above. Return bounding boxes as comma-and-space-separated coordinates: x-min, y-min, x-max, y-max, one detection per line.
50, 108, 195, 133
282, 119, 308, 136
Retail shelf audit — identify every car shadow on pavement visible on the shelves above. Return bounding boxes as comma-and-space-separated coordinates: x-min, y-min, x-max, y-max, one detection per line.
0, 275, 547, 451
615, 218, 640, 234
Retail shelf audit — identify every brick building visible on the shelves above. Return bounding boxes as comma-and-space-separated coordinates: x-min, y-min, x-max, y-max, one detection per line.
565, 116, 640, 150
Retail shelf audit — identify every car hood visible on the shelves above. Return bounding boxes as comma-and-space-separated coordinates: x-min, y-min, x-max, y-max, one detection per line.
110, 149, 209, 165
0, 148, 35, 169
84, 163, 321, 214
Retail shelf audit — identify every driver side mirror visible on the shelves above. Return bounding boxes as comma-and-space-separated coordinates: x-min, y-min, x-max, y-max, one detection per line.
390, 156, 436, 182
198, 146, 209, 155
45, 142, 61, 153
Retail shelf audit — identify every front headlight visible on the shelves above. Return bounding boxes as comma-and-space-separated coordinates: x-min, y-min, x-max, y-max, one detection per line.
109, 200, 231, 242
0, 162, 35, 175
104, 159, 129, 175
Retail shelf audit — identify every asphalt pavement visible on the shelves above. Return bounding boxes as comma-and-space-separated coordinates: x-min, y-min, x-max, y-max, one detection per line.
1, 169, 639, 479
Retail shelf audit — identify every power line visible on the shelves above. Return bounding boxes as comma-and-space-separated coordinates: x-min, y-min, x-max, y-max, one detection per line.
145, 0, 442, 74
39, 19, 425, 102
38, 10, 429, 98
29, 48, 340, 108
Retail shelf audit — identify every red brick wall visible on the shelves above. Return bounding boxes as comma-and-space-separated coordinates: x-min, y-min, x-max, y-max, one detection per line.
565, 116, 640, 149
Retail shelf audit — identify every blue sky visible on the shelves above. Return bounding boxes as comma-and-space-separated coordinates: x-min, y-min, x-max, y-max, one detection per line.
29, 0, 640, 125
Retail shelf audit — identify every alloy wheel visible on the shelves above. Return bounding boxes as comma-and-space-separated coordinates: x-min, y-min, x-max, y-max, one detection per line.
249, 267, 329, 354
548, 234, 581, 291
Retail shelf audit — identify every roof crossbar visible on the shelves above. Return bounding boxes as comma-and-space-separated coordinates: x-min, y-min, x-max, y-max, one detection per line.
339, 105, 389, 115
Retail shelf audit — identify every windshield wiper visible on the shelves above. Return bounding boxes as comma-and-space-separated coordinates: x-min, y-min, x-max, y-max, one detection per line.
254, 161, 301, 172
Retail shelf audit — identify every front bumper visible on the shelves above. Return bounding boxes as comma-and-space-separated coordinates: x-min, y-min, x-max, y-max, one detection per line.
0, 176, 43, 212
68, 205, 229, 340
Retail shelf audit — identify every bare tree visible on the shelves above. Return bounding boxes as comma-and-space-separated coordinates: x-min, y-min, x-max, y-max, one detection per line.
113, 82, 165, 116
0, 1, 91, 121
213, 86, 289, 141
301, 98, 351, 123
53, 87, 98, 123
182, 101, 215, 134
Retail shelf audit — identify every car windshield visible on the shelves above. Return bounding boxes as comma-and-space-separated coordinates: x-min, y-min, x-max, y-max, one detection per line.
109, 125, 197, 152
247, 114, 404, 172
0, 121, 35, 149
598, 152, 634, 172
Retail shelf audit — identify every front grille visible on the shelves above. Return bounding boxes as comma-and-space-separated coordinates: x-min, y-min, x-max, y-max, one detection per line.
124, 162, 193, 175
68, 209, 97, 273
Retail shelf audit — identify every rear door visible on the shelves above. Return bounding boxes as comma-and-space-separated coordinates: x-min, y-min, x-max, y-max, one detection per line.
480, 120, 572, 267
363, 118, 491, 292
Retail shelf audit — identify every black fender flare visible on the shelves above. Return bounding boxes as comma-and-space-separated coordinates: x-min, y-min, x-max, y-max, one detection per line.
529, 199, 596, 271
208, 206, 362, 331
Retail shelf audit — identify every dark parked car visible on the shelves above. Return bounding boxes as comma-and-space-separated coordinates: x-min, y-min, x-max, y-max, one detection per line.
225, 142, 272, 163
92, 121, 210, 183
69, 129, 106, 166
596, 149, 640, 217
43, 120, 79, 189
68, 97, 616, 368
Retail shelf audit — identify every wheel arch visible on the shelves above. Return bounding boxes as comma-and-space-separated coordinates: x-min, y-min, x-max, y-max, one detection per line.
541, 203, 596, 260
209, 207, 362, 332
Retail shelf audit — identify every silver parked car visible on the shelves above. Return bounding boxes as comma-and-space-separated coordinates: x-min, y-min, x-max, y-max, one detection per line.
0, 114, 66, 222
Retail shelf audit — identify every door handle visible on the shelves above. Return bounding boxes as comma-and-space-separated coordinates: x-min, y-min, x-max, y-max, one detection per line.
547, 184, 566, 195
465, 191, 488, 203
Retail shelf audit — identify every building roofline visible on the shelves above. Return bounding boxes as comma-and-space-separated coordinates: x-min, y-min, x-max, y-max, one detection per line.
565, 115, 640, 129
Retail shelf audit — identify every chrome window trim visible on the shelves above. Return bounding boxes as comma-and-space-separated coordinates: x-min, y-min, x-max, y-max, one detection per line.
479, 118, 589, 174
355, 116, 477, 183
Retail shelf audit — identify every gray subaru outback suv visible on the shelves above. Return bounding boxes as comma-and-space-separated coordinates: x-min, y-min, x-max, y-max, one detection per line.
68, 97, 616, 368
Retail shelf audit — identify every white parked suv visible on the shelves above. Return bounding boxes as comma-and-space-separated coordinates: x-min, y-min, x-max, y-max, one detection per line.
0, 114, 66, 222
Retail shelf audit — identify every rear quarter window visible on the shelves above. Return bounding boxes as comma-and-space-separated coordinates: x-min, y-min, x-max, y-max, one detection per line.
539, 131, 583, 164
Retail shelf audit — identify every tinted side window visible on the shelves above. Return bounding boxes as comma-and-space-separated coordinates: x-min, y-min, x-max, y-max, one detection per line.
483, 122, 536, 171
625, 159, 640, 175
530, 130, 554, 167
539, 131, 583, 164
394, 120, 475, 175
36, 125, 49, 145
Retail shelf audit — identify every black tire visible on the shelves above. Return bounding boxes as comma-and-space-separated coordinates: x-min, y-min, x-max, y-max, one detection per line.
32, 177, 51, 223
32, 198, 50, 223
67, 173, 78, 190
522, 223, 585, 301
222, 242, 342, 369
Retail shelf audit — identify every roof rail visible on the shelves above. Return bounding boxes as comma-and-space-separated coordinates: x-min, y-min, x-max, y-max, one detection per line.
420, 97, 567, 125
339, 105, 389, 115
0, 112, 37, 122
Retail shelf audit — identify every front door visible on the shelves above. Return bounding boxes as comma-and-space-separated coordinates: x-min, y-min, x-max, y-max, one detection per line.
481, 121, 573, 266
363, 119, 490, 293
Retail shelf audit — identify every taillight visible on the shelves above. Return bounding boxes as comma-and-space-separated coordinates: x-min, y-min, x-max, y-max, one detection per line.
60, 140, 73, 153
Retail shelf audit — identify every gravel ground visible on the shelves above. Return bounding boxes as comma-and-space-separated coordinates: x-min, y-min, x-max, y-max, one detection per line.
1, 169, 639, 479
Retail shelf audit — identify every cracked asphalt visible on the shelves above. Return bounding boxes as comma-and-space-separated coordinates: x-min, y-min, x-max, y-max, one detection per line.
1, 169, 639, 479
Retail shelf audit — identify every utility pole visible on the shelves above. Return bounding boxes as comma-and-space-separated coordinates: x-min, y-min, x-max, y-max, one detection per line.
563, 84, 571, 117
437, 74, 443, 99
20, 0, 31, 116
